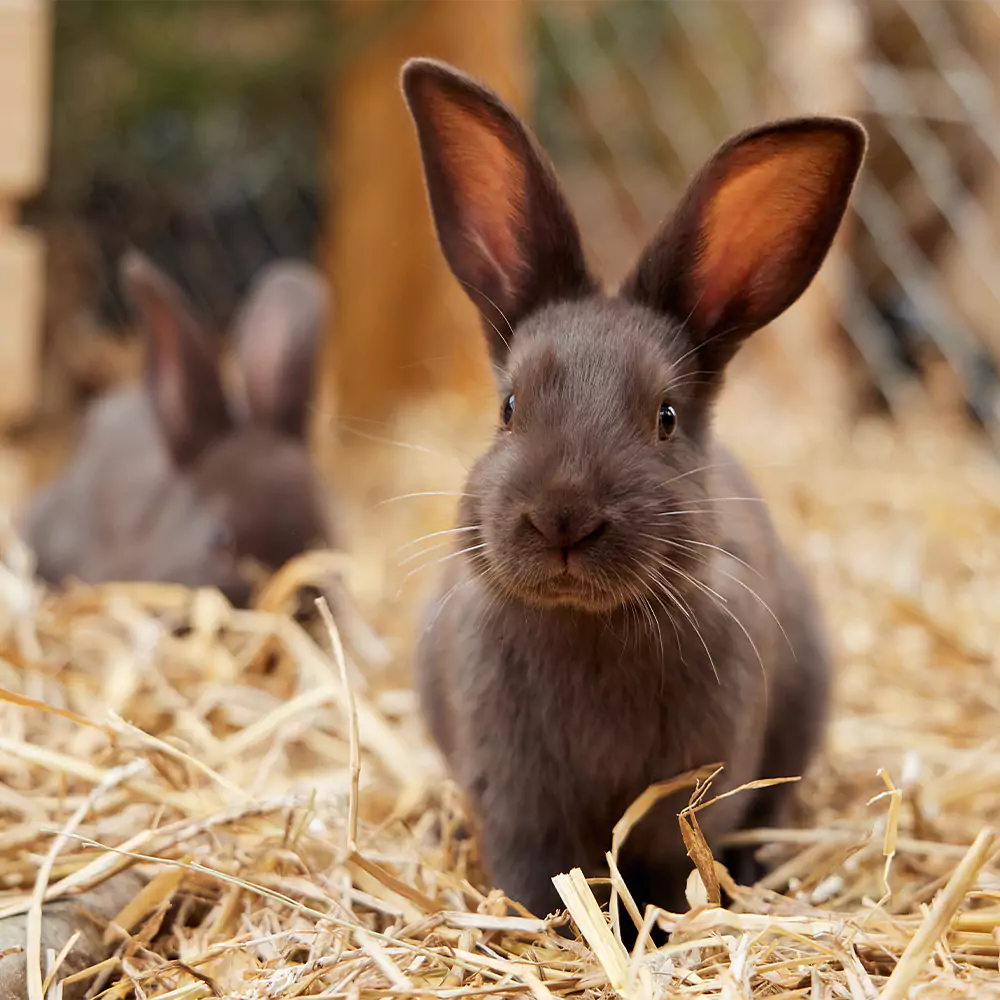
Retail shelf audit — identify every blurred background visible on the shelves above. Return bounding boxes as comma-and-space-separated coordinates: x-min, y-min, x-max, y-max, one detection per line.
4, 0, 1000, 644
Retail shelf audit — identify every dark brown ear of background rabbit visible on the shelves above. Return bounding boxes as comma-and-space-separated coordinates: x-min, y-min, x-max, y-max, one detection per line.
403, 55, 866, 944
120, 250, 233, 468
232, 260, 328, 439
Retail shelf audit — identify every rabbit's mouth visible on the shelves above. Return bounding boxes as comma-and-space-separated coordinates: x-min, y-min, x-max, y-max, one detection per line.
492, 559, 630, 613
538, 583, 618, 612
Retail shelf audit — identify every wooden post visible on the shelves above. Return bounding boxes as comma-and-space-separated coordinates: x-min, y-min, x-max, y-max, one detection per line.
319, 0, 526, 436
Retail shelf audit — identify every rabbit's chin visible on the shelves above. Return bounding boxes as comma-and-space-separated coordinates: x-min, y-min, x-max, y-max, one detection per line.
526, 588, 626, 614
477, 560, 633, 614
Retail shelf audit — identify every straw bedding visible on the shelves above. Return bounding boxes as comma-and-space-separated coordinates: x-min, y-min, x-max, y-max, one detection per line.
2, 393, 1000, 999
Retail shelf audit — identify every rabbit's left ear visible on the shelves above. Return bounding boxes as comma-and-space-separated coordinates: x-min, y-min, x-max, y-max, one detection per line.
120, 251, 232, 466
402, 58, 596, 364
622, 117, 866, 374
233, 261, 327, 439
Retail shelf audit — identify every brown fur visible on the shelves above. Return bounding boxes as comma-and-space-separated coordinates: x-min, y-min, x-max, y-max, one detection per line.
0, 873, 146, 1000
403, 58, 865, 929
20, 255, 332, 607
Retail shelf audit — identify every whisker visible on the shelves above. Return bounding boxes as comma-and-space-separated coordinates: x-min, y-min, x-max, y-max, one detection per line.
669, 320, 746, 371
646, 533, 763, 580
395, 525, 480, 555
670, 496, 767, 506
661, 371, 717, 393
638, 576, 682, 695
335, 422, 456, 459
717, 567, 796, 662
669, 563, 769, 707
399, 543, 487, 589
378, 491, 477, 506
642, 564, 720, 685
656, 498, 768, 517
422, 578, 467, 636
637, 590, 664, 666
669, 562, 729, 609
674, 538, 761, 577
655, 510, 722, 519
457, 278, 514, 350
398, 538, 458, 567
662, 461, 740, 488
637, 532, 706, 567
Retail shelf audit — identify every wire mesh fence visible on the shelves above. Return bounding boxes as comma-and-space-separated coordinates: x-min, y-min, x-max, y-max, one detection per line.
535, 0, 1000, 440
30, 0, 1000, 443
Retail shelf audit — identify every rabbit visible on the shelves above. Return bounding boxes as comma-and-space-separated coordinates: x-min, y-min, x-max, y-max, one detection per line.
19, 252, 333, 608
0, 872, 146, 1000
402, 57, 865, 929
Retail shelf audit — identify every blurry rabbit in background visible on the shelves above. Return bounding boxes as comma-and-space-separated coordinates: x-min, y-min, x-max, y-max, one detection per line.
20, 252, 333, 607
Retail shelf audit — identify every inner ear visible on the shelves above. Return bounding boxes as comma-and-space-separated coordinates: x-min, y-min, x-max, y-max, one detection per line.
621, 118, 866, 377
424, 89, 531, 300
691, 132, 859, 333
403, 58, 596, 364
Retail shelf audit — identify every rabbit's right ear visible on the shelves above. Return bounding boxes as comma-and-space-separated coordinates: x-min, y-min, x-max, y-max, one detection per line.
402, 58, 596, 364
233, 260, 327, 438
120, 252, 231, 466
621, 118, 866, 381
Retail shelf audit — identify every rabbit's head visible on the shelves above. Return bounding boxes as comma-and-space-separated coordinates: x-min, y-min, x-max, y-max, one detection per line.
403, 59, 865, 613
120, 252, 332, 606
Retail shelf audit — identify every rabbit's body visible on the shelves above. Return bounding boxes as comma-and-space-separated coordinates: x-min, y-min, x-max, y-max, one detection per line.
25, 388, 175, 586
403, 59, 863, 922
418, 304, 829, 918
21, 256, 331, 606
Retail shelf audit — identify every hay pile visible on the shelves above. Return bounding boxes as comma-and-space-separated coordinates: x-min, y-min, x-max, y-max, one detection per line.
2, 398, 1000, 999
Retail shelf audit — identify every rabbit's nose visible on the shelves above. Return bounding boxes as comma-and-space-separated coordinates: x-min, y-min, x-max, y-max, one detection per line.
524, 503, 608, 556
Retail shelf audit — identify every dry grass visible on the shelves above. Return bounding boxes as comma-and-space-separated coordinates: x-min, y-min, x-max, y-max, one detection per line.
3, 382, 1000, 999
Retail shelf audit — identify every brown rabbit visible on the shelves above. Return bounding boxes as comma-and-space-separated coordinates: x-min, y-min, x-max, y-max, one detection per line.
20, 254, 332, 607
403, 58, 865, 928
0, 872, 146, 1000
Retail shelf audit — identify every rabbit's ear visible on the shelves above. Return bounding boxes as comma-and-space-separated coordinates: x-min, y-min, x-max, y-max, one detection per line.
233, 260, 327, 438
402, 58, 595, 364
621, 118, 866, 377
120, 252, 231, 466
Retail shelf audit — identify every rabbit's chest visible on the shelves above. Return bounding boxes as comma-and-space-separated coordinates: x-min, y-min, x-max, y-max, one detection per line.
472, 629, 745, 814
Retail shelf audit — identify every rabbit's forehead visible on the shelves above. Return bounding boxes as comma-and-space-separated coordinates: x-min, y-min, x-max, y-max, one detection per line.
511, 300, 677, 403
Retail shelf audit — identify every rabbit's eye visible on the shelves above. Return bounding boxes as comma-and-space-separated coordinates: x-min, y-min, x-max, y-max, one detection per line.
658, 402, 678, 441
502, 393, 515, 426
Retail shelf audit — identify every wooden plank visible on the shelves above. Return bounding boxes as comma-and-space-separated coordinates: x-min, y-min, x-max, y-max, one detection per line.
0, 0, 50, 431
0, 0, 50, 198
0, 225, 45, 426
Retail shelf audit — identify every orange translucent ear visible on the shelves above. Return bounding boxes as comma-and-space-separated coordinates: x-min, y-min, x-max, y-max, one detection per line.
622, 118, 866, 372
412, 80, 530, 302
402, 59, 594, 362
